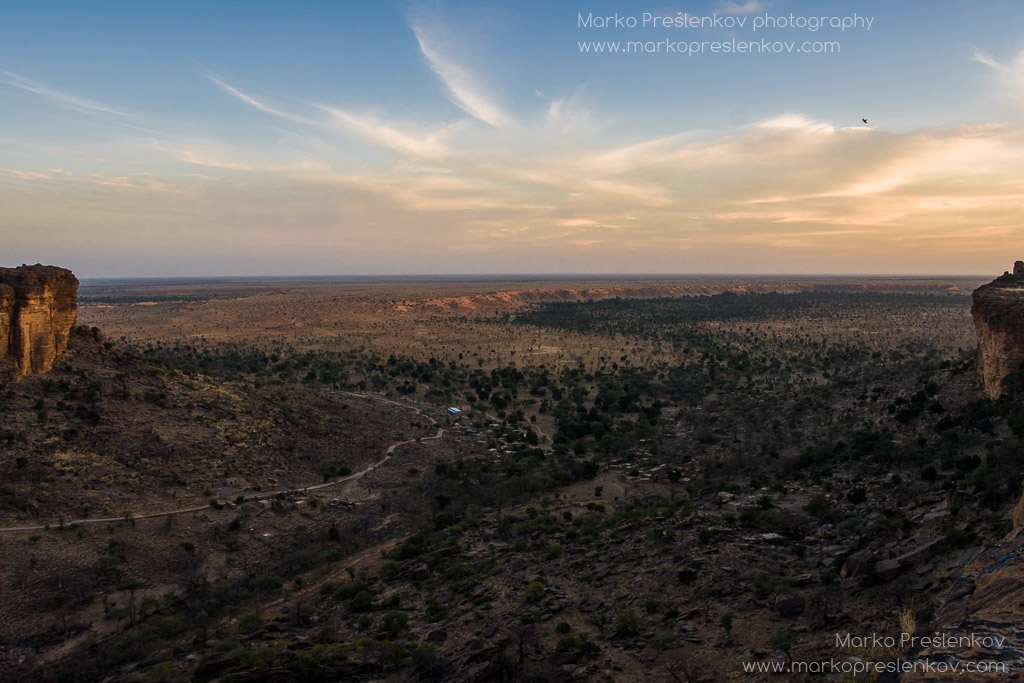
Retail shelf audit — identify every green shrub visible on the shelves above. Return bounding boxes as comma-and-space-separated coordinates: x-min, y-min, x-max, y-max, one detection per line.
557, 634, 600, 656
425, 598, 447, 621
237, 613, 263, 634
156, 616, 190, 638
256, 575, 283, 592
719, 612, 735, 633
349, 590, 373, 612
614, 609, 640, 638
315, 625, 338, 644
379, 559, 400, 579
381, 610, 409, 635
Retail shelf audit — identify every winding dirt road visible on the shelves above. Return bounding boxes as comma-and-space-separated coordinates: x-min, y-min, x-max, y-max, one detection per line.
0, 393, 444, 534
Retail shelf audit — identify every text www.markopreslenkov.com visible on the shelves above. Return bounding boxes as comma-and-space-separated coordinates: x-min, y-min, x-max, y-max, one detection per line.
578, 38, 840, 55
741, 658, 1009, 676
577, 12, 873, 55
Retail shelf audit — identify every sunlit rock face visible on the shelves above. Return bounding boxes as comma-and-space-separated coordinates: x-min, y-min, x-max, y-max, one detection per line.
971, 261, 1024, 400
0, 264, 79, 381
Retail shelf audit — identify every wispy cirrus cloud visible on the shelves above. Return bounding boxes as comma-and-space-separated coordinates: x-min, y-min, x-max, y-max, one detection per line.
11, 110, 1024, 274
321, 107, 462, 159
203, 69, 469, 161
973, 48, 1024, 107
972, 48, 1003, 71
0, 70, 132, 117
539, 87, 594, 134
13, 28, 1018, 275
151, 76, 1024, 252
154, 140, 330, 174
205, 73, 312, 124
410, 22, 514, 129
717, 1, 767, 14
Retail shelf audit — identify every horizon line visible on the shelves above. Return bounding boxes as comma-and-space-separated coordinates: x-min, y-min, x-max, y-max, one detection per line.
77, 272, 995, 284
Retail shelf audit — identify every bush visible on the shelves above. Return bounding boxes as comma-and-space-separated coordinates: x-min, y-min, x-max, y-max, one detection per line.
381, 610, 409, 635
256, 575, 283, 592
770, 628, 795, 653
942, 525, 977, 549
349, 590, 373, 612
315, 625, 338, 644
156, 616, 190, 638
411, 644, 444, 679
804, 493, 837, 521
557, 634, 600, 656
334, 578, 368, 600
525, 581, 546, 603
434, 512, 456, 530
614, 609, 640, 638
237, 613, 263, 634
425, 597, 447, 621
719, 612, 735, 633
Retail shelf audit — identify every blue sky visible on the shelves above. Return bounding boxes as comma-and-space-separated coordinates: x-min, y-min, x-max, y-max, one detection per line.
2, 0, 1024, 276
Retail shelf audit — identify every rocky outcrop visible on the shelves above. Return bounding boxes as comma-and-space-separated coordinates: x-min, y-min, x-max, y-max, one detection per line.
970, 261, 1024, 399
900, 528, 1024, 682
0, 264, 79, 381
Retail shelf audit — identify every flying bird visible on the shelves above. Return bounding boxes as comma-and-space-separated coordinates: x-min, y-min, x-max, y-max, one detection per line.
862, 118, 868, 124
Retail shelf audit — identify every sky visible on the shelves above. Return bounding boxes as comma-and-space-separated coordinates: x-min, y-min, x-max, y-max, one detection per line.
2, 0, 1024, 277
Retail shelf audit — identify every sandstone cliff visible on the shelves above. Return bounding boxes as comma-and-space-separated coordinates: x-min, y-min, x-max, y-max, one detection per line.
0, 264, 79, 381
970, 261, 1024, 399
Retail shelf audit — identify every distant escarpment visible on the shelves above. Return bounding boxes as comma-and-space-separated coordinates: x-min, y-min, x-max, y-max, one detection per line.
0, 264, 79, 381
971, 261, 1024, 399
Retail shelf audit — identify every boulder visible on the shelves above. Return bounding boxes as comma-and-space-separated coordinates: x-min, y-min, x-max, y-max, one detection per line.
875, 559, 902, 580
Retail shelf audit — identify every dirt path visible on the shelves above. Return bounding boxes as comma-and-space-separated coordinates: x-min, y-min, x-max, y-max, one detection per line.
16, 394, 446, 673
0, 394, 443, 534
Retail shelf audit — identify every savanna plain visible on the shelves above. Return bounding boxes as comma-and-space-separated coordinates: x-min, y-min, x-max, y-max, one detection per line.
5, 274, 1024, 682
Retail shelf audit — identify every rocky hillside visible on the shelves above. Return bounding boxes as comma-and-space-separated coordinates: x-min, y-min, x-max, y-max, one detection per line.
0, 328, 445, 682
898, 263, 1024, 680
0, 264, 79, 381
14, 335, 1024, 683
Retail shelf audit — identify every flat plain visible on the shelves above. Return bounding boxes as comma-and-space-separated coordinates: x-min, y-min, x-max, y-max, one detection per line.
79, 274, 983, 368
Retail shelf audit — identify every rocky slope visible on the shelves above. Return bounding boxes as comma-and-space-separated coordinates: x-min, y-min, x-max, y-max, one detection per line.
971, 261, 1024, 399
899, 264, 1024, 680
0, 330, 437, 681
0, 264, 79, 381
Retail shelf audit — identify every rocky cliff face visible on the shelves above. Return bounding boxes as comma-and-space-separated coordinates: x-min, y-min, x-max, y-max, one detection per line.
0, 264, 79, 381
970, 261, 1024, 399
